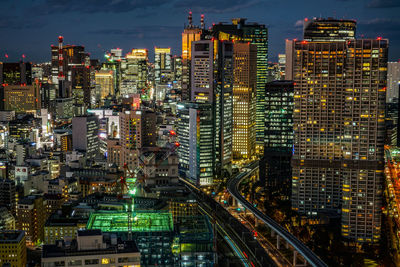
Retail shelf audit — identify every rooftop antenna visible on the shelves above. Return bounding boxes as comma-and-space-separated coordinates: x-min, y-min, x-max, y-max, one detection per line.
188, 11, 193, 27
201, 14, 205, 29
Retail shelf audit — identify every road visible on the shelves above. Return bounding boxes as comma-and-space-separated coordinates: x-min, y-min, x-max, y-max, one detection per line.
227, 161, 328, 267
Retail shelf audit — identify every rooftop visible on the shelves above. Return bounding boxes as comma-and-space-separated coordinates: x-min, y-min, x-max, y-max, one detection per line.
0, 230, 24, 243
86, 211, 173, 233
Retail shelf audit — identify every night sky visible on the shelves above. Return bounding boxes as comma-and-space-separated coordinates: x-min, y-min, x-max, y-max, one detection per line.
1, 0, 399, 63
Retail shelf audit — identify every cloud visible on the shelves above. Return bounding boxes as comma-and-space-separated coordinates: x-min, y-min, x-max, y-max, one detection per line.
29, 0, 166, 15
366, 0, 400, 8
0, 15, 45, 30
294, 20, 303, 27
89, 26, 181, 40
357, 18, 400, 41
173, 0, 262, 13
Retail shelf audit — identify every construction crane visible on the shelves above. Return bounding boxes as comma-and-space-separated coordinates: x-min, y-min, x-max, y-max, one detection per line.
115, 131, 179, 239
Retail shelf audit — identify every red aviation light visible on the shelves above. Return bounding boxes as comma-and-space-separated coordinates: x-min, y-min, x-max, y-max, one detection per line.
175, 142, 180, 147
301, 40, 307, 45
377, 37, 382, 40
169, 130, 176, 136
304, 18, 308, 22
4, 54, 8, 58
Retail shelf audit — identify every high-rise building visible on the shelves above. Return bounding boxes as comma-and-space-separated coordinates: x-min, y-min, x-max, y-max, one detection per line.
191, 39, 234, 180
17, 195, 47, 245
387, 62, 400, 103
154, 47, 172, 84
72, 115, 99, 159
288, 18, 387, 243
303, 17, 356, 41
119, 109, 156, 169
181, 12, 203, 101
2, 82, 41, 112
232, 43, 257, 160
0, 230, 27, 267
0, 62, 32, 85
210, 18, 268, 154
95, 70, 114, 104
0, 179, 16, 216
177, 102, 214, 186
262, 81, 294, 197
120, 49, 148, 96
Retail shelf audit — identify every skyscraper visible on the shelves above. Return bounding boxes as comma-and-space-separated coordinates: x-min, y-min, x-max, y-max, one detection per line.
191, 39, 234, 180
181, 12, 203, 101
232, 43, 257, 160
120, 49, 148, 97
95, 70, 114, 104
387, 62, 400, 103
154, 47, 172, 84
72, 115, 99, 159
119, 109, 156, 170
210, 18, 268, 154
177, 102, 214, 186
288, 18, 387, 242
262, 81, 294, 197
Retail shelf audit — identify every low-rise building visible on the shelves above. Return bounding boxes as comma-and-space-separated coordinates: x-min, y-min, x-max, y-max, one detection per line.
0, 230, 27, 267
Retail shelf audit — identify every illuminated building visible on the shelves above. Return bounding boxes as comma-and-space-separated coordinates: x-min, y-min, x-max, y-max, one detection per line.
95, 70, 114, 104
210, 18, 268, 153
0, 230, 26, 267
0, 62, 32, 85
44, 215, 87, 244
278, 54, 286, 79
288, 18, 387, 242
387, 62, 400, 103
191, 39, 234, 180
181, 12, 203, 101
60, 133, 72, 152
303, 17, 356, 41
232, 43, 257, 160
177, 102, 214, 186
86, 211, 173, 265
261, 81, 293, 197
154, 47, 172, 84
2, 83, 40, 112
168, 199, 198, 223
119, 109, 156, 170
42, 230, 140, 267
0, 207, 15, 230
121, 49, 148, 96
17, 195, 47, 245
72, 115, 99, 159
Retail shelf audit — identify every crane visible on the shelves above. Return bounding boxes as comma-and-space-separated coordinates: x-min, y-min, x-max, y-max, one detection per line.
114, 131, 179, 240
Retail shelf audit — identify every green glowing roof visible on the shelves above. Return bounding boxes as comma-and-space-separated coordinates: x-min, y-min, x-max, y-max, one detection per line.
86, 211, 173, 233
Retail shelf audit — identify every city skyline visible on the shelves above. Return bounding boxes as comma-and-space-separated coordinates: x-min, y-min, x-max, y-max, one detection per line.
0, 0, 399, 62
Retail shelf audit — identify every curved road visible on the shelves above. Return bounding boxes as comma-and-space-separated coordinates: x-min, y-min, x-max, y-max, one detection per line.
227, 161, 328, 267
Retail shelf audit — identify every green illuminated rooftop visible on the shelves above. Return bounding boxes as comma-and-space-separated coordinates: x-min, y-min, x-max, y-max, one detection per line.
86, 211, 173, 233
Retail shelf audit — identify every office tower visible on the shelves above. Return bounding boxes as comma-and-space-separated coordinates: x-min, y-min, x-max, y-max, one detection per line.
120, 49, 148, 96
119, 109, 156, 169
95, 70, 114, 104
278, 54, 286, 79
303, 17, 356, 41
2, 82, 41, 112
191, 39, 234, 180
387, 62, 400, 103
0, 231, 27, 267
154, 47, 172, 84
0, 179, 16, 216
210, 18, 268, 153
0, 207, 15, 230
17, 195, 47, 245
262, 81, 294, 197
72, 115, 99, 159
42, 230, 140, 266
0, 62, 32, 85
172, 56, 182, 83
110, 48, 123, 60
288, 18, 387, 243
341, 39, 387, 243
232, 43, 257, 160
181, 12, 203, 101
177, 102, 214, 186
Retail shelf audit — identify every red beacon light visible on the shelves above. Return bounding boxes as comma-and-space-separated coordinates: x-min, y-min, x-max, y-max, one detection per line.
169, 130, 176, 136
377, 37, 382, 40
175, 142, 180, 147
